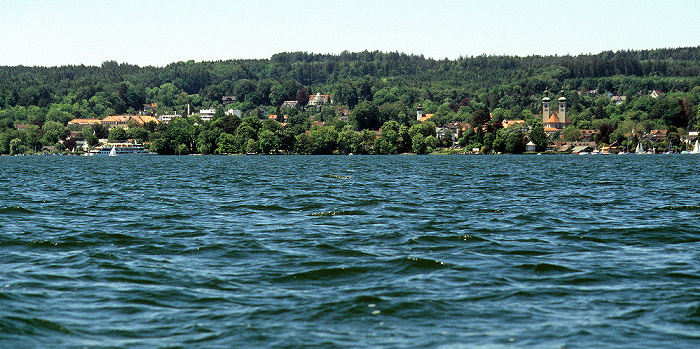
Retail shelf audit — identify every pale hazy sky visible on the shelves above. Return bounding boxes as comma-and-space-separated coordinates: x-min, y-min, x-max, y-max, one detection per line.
2, 0, 699, 67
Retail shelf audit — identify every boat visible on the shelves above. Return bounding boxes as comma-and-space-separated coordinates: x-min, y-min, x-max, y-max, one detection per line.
692, 140, 700, 154
87, 142, 151, 156
635, 142, 645, 154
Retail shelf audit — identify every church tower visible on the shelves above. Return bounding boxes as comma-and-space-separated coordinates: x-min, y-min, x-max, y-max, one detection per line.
416, 104, 424, 121
557, 90, 567, 125
542, 90, 551, 123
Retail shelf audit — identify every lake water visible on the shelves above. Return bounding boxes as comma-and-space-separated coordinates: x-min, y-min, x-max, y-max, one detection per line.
1, 154, 699, 348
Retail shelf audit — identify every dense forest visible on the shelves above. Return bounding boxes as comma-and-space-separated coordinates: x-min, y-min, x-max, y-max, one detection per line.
2, 46, 700, 155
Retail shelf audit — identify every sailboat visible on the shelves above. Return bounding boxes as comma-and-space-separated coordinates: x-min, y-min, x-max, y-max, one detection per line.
635, 142, 645, 154
692, 139, 700, 154
108, 146, 117, 156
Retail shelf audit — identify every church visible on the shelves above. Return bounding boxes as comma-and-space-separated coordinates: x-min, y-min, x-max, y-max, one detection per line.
542, 90, 571, 134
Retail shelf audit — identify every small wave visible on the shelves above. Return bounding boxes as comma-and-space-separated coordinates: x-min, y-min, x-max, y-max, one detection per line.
392, 256, 451, 273
322, 174, 353, 179
27, 240, 60, 248
0, 206, 34, 215
315, 243, 376, 257
505, 249, 552, 256
276, 266, 370, 282
667, 272, 700, 280
1, 316, 71, 335
149, 213, 193, 220
309, 210, 367, 217
658, 205, 700, 211
412, 234, 490, 244
520, 262, 580, 274
687, 303, 700, 319
222, 204, 289, 212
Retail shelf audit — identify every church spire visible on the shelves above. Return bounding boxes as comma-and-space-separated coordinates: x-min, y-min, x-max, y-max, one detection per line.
542, 89, 551, 123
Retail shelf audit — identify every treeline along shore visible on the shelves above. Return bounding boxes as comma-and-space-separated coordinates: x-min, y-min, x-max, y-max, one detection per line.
2, 47, 700, 155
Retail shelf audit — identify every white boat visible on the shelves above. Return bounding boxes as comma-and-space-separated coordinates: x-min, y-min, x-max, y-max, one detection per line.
692, 140, 700, 154
635, 142, 645, 154
88, 142, 151, 156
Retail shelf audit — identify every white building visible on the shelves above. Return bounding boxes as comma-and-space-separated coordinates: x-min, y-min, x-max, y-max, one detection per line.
199, 109, 216, 122
159, 114, 179, 123
225, 109, 242, 117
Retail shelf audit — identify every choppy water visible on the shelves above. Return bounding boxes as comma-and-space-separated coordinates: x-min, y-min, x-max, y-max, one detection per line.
1, 154, 699, 348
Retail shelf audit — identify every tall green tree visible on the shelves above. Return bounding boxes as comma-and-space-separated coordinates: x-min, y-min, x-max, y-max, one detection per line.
350, 101, 380, 130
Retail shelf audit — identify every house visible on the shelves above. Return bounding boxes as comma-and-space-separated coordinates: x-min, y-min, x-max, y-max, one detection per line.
307, 93, 331, 107
335, 106, 350, 116
526, 141, 536, 152
416, 105, 435, 122
444, 122, 468, 135
142, 103, 157, 113
199, 109, 216, 122
222, 96, 236, 105
502, 119, 526, 129
541, 89, 571, 134
600, 143, 622, 154
268, 114, 288, 124
40, 145, 57, 153
571, 145, 594, 154
580, 129, 596, 142
101, 115, 131, 128
14, 123, 30, 130
282, 101, 300, 109
650, 90, 664, 99
68, 119, 101, 127
159, 114, 179, 123
129, 115, 159, 126
646, 129, 667, 141
681, 131, 698, 145
225, 109, 242, 117
66, 131, 86, 150
548, 141, 596, 153
436, 123, 466, 147
611, 95, 627, 105
101, 115, 159, 128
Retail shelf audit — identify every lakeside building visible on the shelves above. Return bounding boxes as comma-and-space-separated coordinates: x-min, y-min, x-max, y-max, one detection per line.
67, 119, 102, 127
72, 115, 159, 129
416, 105, 434, 122
542, 90, 571, 136
308, 93, 331, 107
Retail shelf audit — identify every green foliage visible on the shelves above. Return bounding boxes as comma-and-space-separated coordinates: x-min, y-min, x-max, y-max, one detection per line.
562, 126, 582, 142
294, 132, 314, 154
258, 129, 279, 154
408, 121, 436, 138
337, 125, 359, 154
350, 101, 380, 131
9, 138, 23, 155
41, 121, 68, 145
411, 133, 428, 154
528, 123, 548, 151
3, 47, 700, 155
108, 127, 127, 142
216, 133, 238, 154
127, 127, 149, 143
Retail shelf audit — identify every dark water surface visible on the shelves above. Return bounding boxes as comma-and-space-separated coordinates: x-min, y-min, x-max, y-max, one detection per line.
1, 155, 699, 348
